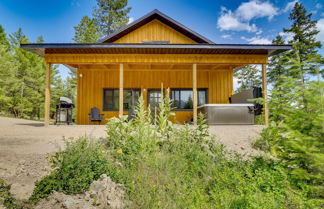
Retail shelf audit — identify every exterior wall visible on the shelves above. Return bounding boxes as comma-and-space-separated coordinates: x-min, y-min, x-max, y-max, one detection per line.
113, 20, 197, 44
77, 65, 233, 125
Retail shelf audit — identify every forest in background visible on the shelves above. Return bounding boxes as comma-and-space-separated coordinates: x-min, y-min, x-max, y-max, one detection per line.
0, 27, 76, 120
0, 0, 131, 121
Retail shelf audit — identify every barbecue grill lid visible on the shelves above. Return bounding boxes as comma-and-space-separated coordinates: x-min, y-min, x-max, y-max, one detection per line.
60, 97, 73, 104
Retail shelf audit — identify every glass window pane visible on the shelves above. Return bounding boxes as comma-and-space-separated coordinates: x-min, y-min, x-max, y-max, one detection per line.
104, 89, 141, 110
180, 90, 193, 109
148, 90, 161, 108
198, 90, 207, 106
104, 89, 114, 110
170, 89, 208, 109
113, 90, 119, 110
124, 89, 141, 110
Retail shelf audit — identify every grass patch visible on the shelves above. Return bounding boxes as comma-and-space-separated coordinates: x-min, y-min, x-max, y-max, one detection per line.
30, 137, 112, 203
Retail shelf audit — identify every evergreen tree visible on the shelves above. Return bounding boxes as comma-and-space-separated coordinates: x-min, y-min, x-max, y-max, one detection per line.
27, 36, 46, 119
0, 25, 9, 46
0, 28, 17, 112
257, 3, 324, 201
73, 16, 100, 43
234, 65, 261, 92
51, 65, 66, 118
284, 2, 322, 81
93, 0, 131, 36
65, 70, 77, 104
268, 35, 287, 87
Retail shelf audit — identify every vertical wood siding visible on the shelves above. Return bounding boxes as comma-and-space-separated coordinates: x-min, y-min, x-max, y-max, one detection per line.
77, 65, 233, 124
113, 20, 197, 44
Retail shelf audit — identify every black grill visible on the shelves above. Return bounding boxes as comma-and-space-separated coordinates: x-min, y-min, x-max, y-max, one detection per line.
55, 97, 74, 125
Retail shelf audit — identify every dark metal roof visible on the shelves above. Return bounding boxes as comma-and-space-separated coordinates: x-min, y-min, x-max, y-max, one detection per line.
20, 43, 292, 56
99, 9, 215, 44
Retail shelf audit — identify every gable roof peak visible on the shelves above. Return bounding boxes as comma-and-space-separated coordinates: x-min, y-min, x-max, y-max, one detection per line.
100, 9, 215, 44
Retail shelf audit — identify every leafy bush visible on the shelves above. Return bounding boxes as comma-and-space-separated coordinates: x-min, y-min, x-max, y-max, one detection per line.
30, 138, 111, 202
29, 91, 320, 208
104, 94, 312, 208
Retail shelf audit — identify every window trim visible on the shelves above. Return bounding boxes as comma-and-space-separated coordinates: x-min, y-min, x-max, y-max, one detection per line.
170, 88, 208, 111
102, 88, 141, 111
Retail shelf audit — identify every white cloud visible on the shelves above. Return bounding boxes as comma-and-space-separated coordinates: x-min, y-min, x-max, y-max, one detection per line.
236, 0, 279, 21
217, 1, 279, 33
241, 36, 272, 44
279, 32, 294, 42
316, 3, 322, 9
316, 18, 324, 43
217, 9, 257, 32
128, 17, 134, 24
221, 34, 232, 39
283, 0, 298, 13
256, 29, 263, 35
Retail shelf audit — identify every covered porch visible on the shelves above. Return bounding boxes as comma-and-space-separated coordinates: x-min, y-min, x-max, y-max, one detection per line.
21, 43, 291, 126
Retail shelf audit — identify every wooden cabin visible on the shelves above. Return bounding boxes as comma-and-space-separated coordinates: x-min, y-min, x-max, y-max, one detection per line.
21, 10, 291, 125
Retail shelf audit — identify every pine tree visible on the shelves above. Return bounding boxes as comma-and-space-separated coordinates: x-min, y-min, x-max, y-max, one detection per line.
73, 16, 100, 43
93, 0, 131, 36
268, 35, 287, 87
51, 65, 67, 117
234, 65, 261, 92
284, 2, 322, 81
0, 25, 9, 46
27, 36, 46, 119
0, 27, 17, 112
258, 3, 324, 200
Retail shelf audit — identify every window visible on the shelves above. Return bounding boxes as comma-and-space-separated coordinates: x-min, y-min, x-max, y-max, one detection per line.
103, 88, 141, 111
147, 89, 162, 108
170, 89, 208, 110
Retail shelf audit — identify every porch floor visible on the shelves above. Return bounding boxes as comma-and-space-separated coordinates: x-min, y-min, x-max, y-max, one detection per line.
0, 116, 263, 199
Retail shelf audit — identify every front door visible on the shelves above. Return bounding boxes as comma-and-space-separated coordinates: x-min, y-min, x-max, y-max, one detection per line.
147, 89, 162, 119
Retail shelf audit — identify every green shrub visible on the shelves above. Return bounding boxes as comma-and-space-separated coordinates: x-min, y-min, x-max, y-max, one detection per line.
30, 138, 111, 202
104, 94, 312, 208
29, 91, 320, 208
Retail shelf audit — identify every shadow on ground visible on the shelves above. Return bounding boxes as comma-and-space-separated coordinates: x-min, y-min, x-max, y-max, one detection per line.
16, 123, 45, 127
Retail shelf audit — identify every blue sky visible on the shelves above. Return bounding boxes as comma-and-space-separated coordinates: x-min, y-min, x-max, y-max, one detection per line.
0, 0, 323, 79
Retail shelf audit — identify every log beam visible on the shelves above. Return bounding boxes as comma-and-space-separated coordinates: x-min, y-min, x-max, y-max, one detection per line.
193, 64, 197, 125
44, 63, 51, 126
45, 54, 268, 65
119, 63, 124, 117
262, 64, 269, 126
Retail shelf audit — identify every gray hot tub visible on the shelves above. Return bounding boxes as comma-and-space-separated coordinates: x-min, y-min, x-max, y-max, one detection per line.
197, 104, 255, 125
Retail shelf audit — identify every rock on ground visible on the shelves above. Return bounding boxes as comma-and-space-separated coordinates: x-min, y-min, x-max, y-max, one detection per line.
35, 174, 127, 209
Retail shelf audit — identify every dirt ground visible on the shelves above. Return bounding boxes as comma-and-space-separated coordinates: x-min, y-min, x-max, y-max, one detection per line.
0, 116, 263, 201
0, 117, 106, 200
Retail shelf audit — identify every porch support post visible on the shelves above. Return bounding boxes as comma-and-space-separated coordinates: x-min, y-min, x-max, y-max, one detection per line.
193, 63, 197, 125
262, 64, 269, 126
44, 63, 51, 126
119, 63, 124, 117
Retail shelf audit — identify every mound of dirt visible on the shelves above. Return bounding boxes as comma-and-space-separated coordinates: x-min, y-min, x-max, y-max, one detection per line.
35, 174, 127, 209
